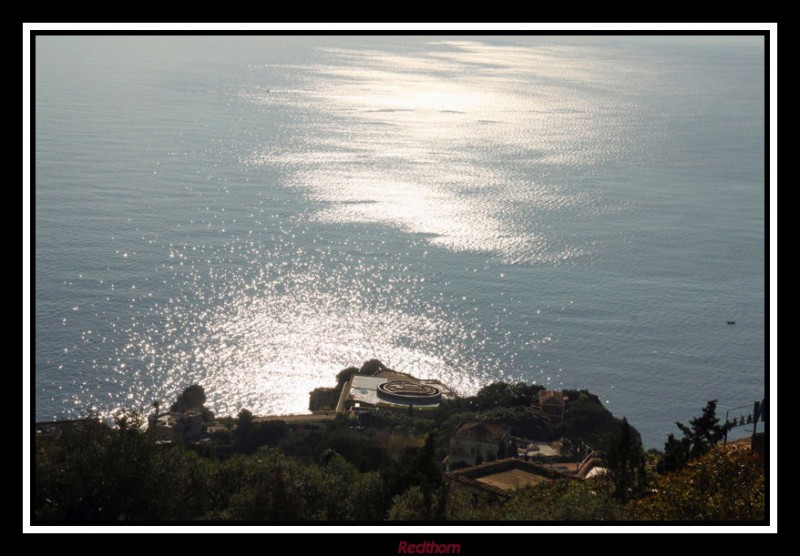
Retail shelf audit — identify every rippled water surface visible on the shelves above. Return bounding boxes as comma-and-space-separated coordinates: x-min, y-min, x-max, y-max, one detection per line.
35, 36, 765, 446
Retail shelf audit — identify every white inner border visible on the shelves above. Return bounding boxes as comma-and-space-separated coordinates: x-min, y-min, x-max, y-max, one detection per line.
23, 21, 777, 534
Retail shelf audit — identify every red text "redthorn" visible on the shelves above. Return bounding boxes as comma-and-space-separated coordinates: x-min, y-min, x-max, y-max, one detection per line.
398, 541, 461, 554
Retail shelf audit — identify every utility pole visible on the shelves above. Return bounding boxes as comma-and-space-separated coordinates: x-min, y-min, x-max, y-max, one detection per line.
752, 399, 764, 437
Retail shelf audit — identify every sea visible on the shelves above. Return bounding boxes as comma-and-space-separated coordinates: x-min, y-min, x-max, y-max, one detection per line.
33, 35, 766, 448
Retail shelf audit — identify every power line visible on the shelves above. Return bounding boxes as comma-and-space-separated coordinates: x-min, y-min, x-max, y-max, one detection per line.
723, 399, 765, 443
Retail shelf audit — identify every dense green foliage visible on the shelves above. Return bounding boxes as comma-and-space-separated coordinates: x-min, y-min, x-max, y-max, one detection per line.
34, 371, 764, 522
500, 479, 624, 521
633, 447, 765, 520
603, 417, 646, 500
471, 382, 544, 410
562, 389, 630, 451
170, 384, 214, 421
386, 477, 623, 521
308, 387, 339, 411
36, 421, 401, 521
477, 406, 559, 440
657, 400, 731, 473
234, 412, 289, 455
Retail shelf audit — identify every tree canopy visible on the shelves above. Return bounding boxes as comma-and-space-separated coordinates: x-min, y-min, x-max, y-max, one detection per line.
634, 446, 764, 521
35, 377, 763, 522
658, 400, 730, 473
170, 384, 214, 421
603, 417, 646, 500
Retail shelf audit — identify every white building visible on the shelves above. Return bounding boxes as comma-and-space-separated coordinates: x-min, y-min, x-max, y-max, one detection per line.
149, 411, 204, 442
447, 422, 511, 468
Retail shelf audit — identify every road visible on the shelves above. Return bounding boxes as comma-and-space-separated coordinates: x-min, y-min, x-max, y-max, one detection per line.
253, 412, 338, 423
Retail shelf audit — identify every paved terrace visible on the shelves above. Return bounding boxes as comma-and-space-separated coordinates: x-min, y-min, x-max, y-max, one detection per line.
254, 412, 337, 423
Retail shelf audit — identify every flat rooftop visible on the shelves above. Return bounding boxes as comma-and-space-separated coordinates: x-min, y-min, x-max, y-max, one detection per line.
474, 467, 552, 491
337, 372, 455, 412
446, 458, 576, 498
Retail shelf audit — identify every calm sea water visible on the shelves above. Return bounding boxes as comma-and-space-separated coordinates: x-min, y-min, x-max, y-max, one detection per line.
34, 36, 765, 447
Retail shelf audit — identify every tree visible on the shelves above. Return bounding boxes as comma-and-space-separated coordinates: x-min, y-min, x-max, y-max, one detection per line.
473, 382, 514, 409
308, 387, 339, 411
236, 408, 254, 429
604, 417, 646, 500
477, 406, 557, 440
170, 384, 214, 421
235, 408, 255, 451
678, 400, 729, 459
113, 407, 146, 432
417, 433, 442, 488
171, 384, 206, 412
250, 420, 289, 450
658, 433, 690, 474
383, 433, 444, 519
633, 447, 764, 521
562, 392, 624, 449
658, 400, 731, 473
472, 381, 544, 410
501, 479, 623, 521
360, 359, 387, 375
387, 486, 427, 520
335, 367, 360, 390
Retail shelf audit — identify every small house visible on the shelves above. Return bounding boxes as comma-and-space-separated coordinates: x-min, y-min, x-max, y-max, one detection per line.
532, 390, 565, 421
447, 422, 511, 468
